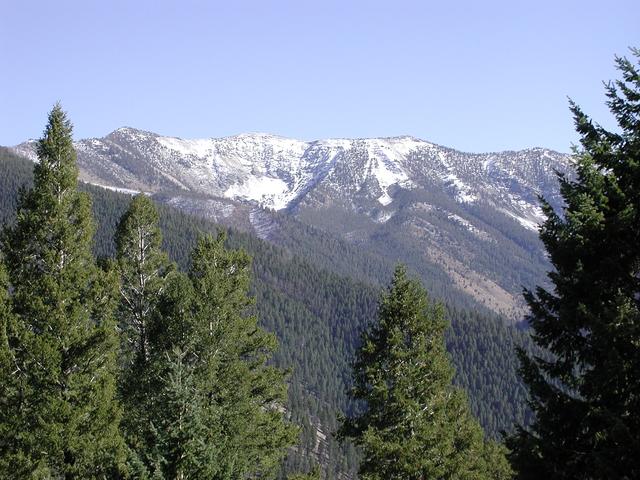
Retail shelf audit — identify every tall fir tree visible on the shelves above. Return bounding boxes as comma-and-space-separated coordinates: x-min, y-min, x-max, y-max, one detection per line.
0, 104, 125, 478
115, 194, 173, 367
0, 262, 17, 465
114, 194, 174, 475
507, 50, 640, 478
339, 265, 512, 480
123, 264, 213, 479
187, 232, 297, 479
135, 232, 297, 479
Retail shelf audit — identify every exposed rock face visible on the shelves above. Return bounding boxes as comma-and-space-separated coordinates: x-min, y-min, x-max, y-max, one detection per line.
12, 128, 573, 318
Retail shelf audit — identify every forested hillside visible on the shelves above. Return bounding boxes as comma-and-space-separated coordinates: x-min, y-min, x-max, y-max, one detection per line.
0, 147, 534, 477
12, 126, 567, 319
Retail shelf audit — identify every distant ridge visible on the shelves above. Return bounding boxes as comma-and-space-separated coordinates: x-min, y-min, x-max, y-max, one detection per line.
11, 128, 573, 318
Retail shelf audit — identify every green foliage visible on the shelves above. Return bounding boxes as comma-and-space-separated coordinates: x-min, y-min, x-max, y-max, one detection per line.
507, 50, 640, 478
0, 105, 125, 478
340, 265, 510, 479
186, 233, 298, 478
287, 465, 321, 480
0, 144, 534, 478
146, 344, 219, 479
114, 194, 177, 476
480, 441, 514, 480
112, 195, 296, 478
115, 194, 173, 365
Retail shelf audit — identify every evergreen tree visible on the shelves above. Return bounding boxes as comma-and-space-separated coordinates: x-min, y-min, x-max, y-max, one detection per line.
115, 194, 173, 367
0, 262, 18, 469
0, 104, 125, 477
187, 232, 297, 479
147, 345, 218, 479
507, 50, 640, 478
114, 194, 174, 474
340, 265, 510, 479
287, 465, 321, 480
141, 268, 220, 479
139, 232, 297, 479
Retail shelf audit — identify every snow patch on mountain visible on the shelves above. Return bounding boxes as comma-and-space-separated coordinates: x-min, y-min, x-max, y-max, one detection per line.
447, 213, 490, 240
157, 136, 215, 157
501, 210, 540, 231
374, 210, 395, 223
364, 140, 413, 205
93, 184, 141, 195
225, 176, 290, 210
387, 136, 432, 157
443, 173, 476, 203
12, 140, 39, 162
10, 128, 572, 237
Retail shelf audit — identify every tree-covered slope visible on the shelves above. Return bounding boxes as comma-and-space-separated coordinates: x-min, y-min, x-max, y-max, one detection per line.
0, 147, 533, 477
13, 130, 568, 319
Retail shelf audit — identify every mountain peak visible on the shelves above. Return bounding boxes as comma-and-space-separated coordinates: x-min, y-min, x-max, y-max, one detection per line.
11, 129, 573, 228
108, 126, 157, 138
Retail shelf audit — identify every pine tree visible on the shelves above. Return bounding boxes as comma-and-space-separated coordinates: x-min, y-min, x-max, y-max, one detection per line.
187, 232, 297, 479
0, 262, 18, 470
115, 194, 173, 367
339, 265, 510, 479
287, 465, 321, 480
507, 50, 640, 478
147, 345, 218, 480
139, 232, 297, 479
114, 194, 174, 475
0, 104, 125, 477
136, 267, 220, 480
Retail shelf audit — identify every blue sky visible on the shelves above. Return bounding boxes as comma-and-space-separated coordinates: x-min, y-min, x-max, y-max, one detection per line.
1, 0, 637, 152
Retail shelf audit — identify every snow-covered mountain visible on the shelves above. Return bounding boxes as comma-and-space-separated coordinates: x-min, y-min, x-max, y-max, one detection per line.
12, 128, 574, 319
14, 128, 571, 229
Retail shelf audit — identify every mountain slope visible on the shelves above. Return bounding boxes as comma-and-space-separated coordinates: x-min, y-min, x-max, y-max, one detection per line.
13, 129, 572, 319
14, 128, 570, 221
1, 147, 535, 478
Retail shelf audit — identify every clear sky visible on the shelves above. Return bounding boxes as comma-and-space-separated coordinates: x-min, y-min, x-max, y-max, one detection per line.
1, 0, 637, 152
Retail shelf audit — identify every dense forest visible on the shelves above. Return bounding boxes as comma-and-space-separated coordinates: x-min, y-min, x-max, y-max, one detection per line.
0, 143, 534, 477
0, 50, 637, 479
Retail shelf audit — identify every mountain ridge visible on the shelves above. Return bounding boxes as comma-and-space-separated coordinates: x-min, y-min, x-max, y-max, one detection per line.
11, 128, 574, 319
12, 127, 572, 223
0, 146, 538, 477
